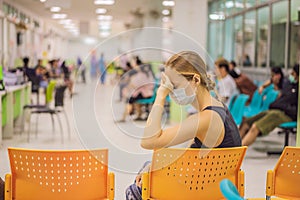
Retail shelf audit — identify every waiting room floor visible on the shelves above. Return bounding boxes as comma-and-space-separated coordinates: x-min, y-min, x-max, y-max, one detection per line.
0, 75, 296, 199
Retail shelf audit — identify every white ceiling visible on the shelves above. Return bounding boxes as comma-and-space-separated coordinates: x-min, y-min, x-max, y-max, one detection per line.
9, 0, 167, 36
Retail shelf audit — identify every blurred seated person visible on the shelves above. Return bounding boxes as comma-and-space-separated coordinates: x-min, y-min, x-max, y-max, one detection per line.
61, 61, 74, 97
258, 67, 285, 95
48, 59, 61, 79
229, 60, 257, 103
243, 54, 252, 67
215, 58, 238, 106
118, 62, 137, 101
117, 65, 154, 122
35, 59, 49, 88
22, 57, 40, 91
239, 64, 299, 146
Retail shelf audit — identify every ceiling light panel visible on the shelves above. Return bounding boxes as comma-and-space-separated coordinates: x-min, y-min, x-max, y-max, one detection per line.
52, 13, 67, 19
162, 1, 175, 6
50, 6, 61, 12
96, 8, 107, 14
97, 15, 113, 20
94, 0, 115, 5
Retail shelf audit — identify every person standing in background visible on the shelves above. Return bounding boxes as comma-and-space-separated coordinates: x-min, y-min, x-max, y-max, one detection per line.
90, 51, 97, 79
99, 53, 106, 85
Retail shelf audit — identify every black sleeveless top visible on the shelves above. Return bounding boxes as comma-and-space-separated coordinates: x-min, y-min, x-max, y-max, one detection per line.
190, 105, 242, 148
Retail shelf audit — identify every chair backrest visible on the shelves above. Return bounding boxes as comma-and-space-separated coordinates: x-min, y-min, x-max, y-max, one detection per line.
247, 89, 263, 110
228, 94, 238, 111
46, 80, 57, 104
230, 94, 249, 125
261, 84, 274, 96
260, 89, 279, 112
148, 147, 247, 200
54, 85, 67, 107
8, 148, 109, 200
271, 147, 300, 199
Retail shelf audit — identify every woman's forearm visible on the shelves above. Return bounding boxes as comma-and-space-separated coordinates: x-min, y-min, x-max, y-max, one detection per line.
141, 95, 166, 149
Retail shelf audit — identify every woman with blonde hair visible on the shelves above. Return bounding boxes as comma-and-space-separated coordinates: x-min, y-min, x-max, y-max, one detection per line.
126, 51, 241, 199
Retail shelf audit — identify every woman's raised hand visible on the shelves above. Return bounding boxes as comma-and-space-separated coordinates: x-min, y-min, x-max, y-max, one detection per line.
157, 72, 173, 98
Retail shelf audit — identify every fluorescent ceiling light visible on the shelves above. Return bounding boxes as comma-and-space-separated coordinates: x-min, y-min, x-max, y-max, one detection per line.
162, 1, 175, 7
99, 21, 111, 26
97, 15, 113, 20
94, 0, 114, 5
209, 13, 225, 20
52, 13, 67, 19
99, 25, 111, 30
59, 19, 72, 24
225, 1, 244, 8
64, 24, 76, 29
96, 8, 107, 14
40, 0, 46, 2
50, 6, 61, 12
162, 9, 170, 15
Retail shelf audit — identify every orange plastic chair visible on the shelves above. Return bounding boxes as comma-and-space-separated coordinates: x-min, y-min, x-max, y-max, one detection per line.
264, 146, 300, 200
5, 148, 114, 200
142, 147, 247, 200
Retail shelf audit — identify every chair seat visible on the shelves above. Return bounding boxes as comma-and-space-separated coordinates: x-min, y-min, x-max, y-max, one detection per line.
279, 121, 297, 128
24, 104, 47, 109
31, 108, 57, 114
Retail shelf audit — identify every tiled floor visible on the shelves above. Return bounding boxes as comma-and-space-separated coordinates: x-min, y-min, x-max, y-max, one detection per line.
0, 75, 295, 199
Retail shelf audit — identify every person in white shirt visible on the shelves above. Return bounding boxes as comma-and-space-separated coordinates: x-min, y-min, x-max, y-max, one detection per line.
215, 58, 238, 106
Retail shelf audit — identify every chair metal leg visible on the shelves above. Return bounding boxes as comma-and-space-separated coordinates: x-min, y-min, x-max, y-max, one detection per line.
55, 113, 64, 144
63, 109, 71, 140
21, 108, 27, 134
51, 114, 55, 134
27, 112, 32, 142
35, 114, 39, 138
267, 129, 291, 155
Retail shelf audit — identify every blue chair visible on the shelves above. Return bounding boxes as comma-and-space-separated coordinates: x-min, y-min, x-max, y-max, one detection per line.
243, 85, 278, 118
229, 94, 249, 126
260, 89, 279, 112
228, 94, 238, 111
220, 179, 244, 200
267, 121, 297, 155
243, 89, 263, 117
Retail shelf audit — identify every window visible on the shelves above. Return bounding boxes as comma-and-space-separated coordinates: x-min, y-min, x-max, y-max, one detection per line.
208, 22, 224, 61
234, 0, 244, 13
289, 0, 300, 68
224, 18, 234, 61
270, 0, 288, 68
243, 11, 255, 67
245, 0, 256, 8
256, 7, 269, 67
233, 15, 243, 65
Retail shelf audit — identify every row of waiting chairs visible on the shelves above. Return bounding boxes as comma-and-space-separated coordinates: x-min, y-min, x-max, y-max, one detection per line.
4, 146, 300, 199
228, 85, 279, 126
228, 85, 297, 154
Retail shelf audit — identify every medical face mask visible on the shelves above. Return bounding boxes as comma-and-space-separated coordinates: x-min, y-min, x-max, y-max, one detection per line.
170, 86, 196, 105
289, 74, 296, 84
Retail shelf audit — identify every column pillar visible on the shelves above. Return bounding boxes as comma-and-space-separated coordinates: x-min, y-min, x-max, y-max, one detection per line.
172, 0, 208, 52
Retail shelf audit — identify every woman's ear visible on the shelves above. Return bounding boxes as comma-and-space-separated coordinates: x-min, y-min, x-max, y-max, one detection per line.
193, 74, 201, 85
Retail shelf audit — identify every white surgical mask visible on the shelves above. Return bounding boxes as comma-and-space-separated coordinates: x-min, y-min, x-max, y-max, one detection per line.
170, 87, 196, 105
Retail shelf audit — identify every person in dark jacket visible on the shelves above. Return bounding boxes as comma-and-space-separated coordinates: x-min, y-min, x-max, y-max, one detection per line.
239, 64, 299, 146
